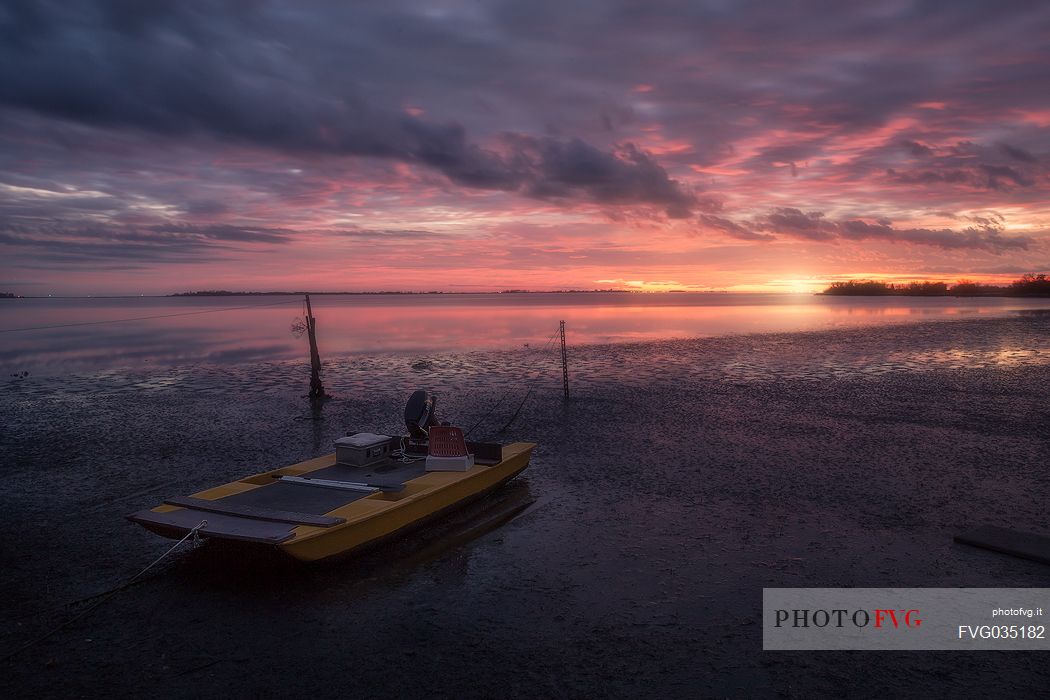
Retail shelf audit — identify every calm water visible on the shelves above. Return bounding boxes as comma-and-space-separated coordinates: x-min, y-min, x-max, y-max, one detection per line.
2, 292, 1050, 374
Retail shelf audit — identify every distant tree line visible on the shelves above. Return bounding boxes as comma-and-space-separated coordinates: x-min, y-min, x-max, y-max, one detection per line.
172, 288, 638, 296
170, 290, 452, 296
498, 288, 631, 293
172, 290, 241, 296
824, 274, 1050, 297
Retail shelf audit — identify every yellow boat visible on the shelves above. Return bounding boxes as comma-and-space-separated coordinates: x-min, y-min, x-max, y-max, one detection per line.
129, 420, 535, 562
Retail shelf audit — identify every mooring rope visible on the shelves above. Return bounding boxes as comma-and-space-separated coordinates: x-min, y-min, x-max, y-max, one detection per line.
465, 327, 561, 440
0, 520, 208, 663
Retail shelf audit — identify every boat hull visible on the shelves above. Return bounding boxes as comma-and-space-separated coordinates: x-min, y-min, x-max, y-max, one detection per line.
129, 442, 535, 562
283, 452, 531, 561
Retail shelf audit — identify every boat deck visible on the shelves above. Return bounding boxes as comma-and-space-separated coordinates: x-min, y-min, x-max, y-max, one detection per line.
219, 480, 369, 513
219, 460, 427, 512
308, 460, 427, 487
128, 442, 535, 560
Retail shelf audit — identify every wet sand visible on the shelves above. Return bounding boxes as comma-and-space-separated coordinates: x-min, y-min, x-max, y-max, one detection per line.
3, 315, 1050, 698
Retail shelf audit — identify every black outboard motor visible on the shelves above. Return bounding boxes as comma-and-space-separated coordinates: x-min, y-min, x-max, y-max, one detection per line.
404, 390, 438, 440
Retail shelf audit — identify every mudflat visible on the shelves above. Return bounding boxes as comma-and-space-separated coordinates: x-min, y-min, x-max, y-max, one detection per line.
3, 314, 1049, 698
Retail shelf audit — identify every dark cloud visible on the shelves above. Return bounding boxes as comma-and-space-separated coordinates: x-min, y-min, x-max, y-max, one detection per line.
185, 199, 229, 216
152, 223, 291, 244
337, 228, 450, 241
886, 168, 972, 186
964, 212, 1006, 230
999, 143, 1038, 163
518, 138, 694, 216
705, 207, 1032, 253
760, 206, 1029, 252
698, 214, 776, 241
758, 209, 837, 241
744, 140, 823, 177
977, 164, 1034, 189
0, 1, 695, 217
887, 157, 1041, 191
902, 140, 934, 157
0, 230, 205, 265
0, 221, 292, 265
834, 218, 1029, 252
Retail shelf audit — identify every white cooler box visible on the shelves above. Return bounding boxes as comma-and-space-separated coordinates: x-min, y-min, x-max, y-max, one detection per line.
425, 454, 475, 472
334, 433, 391, 467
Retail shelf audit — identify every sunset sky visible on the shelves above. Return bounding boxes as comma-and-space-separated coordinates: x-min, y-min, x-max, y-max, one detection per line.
1, 0, 1049, 295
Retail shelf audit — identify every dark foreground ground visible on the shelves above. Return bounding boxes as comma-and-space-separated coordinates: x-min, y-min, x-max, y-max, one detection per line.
2, 315, 1050, 698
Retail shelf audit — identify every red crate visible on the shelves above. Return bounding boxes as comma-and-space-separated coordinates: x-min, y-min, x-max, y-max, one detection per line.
428, 426, 468, 457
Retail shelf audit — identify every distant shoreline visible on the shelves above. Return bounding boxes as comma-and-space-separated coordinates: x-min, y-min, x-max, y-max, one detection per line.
3, 287, 1048, 299
168, 289, 640, 297
1, 290, 658, 299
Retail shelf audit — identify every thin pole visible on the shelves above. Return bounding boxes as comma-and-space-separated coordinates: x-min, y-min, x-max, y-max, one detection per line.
305, 294, 326, 400
560, 320, 569, 400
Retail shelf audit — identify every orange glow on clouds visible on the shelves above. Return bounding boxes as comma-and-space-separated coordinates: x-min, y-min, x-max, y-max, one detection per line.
1, 3, 1048, 296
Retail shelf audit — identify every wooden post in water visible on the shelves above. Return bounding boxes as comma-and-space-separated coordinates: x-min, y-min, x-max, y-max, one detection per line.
560, 320, 569, 400
304, 294, 326, 400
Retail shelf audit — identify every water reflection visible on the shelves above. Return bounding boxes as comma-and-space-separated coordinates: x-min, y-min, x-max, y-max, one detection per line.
3, 293, 1050, 374
166, 479, 537, 593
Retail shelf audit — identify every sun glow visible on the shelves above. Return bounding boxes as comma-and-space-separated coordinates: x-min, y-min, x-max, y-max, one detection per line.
594, 279, 710, 292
